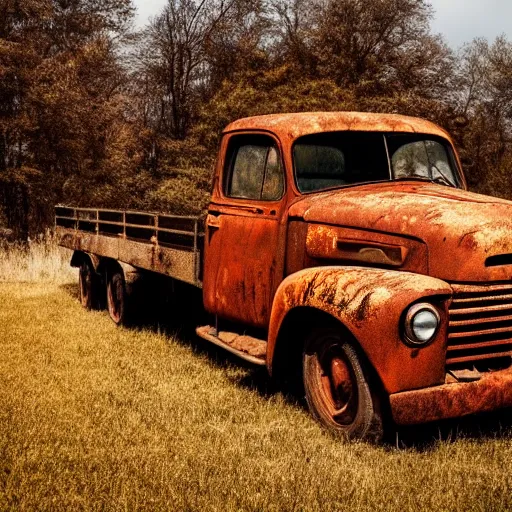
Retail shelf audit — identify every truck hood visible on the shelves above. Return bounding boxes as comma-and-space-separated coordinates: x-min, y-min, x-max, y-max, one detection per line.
289, 181, 512, 282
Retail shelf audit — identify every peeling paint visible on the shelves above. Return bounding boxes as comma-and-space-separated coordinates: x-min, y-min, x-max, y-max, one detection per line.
290, 182, 512, 281
268, 266, 452, 394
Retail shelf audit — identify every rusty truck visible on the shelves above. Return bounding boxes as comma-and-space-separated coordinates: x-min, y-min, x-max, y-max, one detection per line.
56, 112, 512, 441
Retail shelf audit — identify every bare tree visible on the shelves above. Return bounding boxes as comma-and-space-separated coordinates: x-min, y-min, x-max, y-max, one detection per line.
136, 0, 266, 140
452, 37, 512, 194
310, 0, 451, 95
271, 0, 317, 75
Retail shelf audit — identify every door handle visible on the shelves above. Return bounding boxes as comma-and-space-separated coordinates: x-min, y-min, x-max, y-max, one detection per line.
206, 214, 220, 229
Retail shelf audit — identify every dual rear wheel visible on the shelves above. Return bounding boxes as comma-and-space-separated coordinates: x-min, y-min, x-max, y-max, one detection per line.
78, 260, 126, 325
106, 271, 126, 325
79, 261, 98, 310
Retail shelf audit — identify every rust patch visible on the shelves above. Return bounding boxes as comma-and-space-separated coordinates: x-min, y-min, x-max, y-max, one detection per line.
458, 231, 479, 250
355, 292, 373, 322
224, 112, 452, 143
305, 224, 424, 272
56, 226, 200, 286
196, 326, 266, 365
268, 266, 452, 394
216, 331, 267, 358
390, 366, 512, 425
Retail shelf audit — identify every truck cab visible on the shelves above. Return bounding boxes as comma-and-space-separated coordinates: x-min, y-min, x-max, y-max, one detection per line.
203, 112, 465, 326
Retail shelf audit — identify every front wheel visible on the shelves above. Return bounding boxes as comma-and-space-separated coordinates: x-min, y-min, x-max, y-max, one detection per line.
107, 271, 126, 326
303, 328, 384, 442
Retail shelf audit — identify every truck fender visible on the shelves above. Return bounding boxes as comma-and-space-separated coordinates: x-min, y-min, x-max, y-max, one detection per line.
70, 250, 101, 273
94, 258, 139, 290
267, 266, 453, 394
71, 252, 138, 285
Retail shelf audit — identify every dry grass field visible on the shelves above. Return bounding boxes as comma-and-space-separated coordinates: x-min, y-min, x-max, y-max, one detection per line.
0, 242, 512, 511
0, 234, 76, 285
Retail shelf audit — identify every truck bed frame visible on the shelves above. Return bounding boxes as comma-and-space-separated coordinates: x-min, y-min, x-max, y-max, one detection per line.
55, 206, 204, 287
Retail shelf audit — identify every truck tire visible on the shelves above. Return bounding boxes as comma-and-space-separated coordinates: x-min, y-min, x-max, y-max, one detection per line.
303, 328, 384, 442
79, 261, 98, 310
107, 270, 126, 326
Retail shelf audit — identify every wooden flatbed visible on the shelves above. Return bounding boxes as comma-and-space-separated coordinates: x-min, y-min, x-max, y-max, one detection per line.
55, 206, 204, 287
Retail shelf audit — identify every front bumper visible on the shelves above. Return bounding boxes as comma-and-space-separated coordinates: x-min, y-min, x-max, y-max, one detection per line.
390, 367, 512, 425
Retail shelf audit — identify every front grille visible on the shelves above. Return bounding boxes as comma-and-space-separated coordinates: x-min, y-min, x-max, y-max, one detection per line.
447, 284, 512, 368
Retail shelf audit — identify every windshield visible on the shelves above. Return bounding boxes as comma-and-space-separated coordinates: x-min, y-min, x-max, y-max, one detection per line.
293, 132, 462, 194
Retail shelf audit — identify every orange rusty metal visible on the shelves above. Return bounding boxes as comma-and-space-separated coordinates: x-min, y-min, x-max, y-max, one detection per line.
288, 182, 512, 282
203, 128, 290, 328
267, 266, 452, 394
224, 112, 455, 149
390, 366, 512, 425
202, 202, 288, 328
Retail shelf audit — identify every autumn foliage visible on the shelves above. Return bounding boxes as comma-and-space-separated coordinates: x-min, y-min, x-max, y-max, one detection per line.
1, 0, 512, 238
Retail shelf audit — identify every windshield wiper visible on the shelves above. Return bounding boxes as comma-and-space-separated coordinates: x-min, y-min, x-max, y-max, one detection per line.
430, 164, 456, 188
393, 174, 457, 187
431, 175, 456, 188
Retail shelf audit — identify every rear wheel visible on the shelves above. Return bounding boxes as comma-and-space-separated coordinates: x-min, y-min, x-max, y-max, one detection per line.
79, 261, 97, 310
303, 328, 384, 442
107, 271, 126, 325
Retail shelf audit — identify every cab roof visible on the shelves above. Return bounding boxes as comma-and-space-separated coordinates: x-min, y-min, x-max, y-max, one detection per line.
223, 112, 451, 141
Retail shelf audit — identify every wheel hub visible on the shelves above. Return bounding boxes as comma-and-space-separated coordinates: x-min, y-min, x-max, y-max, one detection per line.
318, 344, 358, 425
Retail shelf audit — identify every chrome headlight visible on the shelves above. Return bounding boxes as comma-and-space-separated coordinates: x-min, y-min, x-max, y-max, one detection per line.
404, 303, 440, 346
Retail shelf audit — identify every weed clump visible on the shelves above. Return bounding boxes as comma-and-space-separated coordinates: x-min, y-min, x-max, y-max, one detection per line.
0, 231, 75, 284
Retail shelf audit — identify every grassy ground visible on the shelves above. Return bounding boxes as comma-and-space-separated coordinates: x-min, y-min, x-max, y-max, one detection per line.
0, 246, 511, 511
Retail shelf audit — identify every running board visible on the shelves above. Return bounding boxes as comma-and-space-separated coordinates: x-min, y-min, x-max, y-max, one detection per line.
195, 326, 267, 366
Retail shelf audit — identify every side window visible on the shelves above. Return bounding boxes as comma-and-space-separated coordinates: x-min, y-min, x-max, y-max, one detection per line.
225, 136, 284, 201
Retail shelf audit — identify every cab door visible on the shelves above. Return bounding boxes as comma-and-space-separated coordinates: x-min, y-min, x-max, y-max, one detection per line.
203, 133, 287, 329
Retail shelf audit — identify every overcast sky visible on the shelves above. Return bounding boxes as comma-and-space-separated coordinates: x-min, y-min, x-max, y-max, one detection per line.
133, 0, 512, 49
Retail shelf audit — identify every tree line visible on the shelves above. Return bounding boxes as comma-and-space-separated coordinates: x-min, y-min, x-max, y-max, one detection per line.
1, 0, 512, 239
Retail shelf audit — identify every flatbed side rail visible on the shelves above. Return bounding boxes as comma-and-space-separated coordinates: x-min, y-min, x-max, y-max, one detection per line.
55, 206, 204, 287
